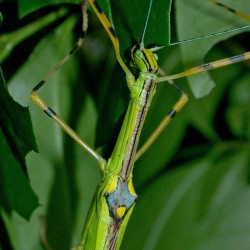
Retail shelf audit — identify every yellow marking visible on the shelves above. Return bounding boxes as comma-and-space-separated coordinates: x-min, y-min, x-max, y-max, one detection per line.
210, 0, 250, 21
31, 91, 106, 168
173, 93, 188, 113
128, 178, 136, 196
106, 177, 118, 193
88, 0, 133, 78
116, 206, 126, 219
143, 49, 158, 71
158, 52, 250, 82
235, 11, 250, 22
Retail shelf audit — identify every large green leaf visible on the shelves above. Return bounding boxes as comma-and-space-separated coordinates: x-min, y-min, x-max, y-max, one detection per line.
0, 68, 38, 219
7, 12, 101, 248
18, 0, 79, 18
175, 0, 250, 97
1, 0, 249, 249
122, 146, 250, 250
109, 0, 171, 60
0, 9, 67, 63
0, 130, 39, 220
226, 74, 250, 139
0, 71, 37, 162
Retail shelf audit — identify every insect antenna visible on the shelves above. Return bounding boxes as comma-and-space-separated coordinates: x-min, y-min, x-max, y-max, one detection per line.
140, 0, 154, 49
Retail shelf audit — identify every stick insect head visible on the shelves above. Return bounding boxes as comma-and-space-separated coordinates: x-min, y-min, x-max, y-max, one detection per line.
130, 44, 163, 73
130, 0, 164, 73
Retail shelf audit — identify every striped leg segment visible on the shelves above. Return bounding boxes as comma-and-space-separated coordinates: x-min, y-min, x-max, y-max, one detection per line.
33, 1, 88, 91
159, 0, 250, 83
210, 0, 250, 22
158, 51, 250, 83
88, 0, 134, 81
136, 1, 250, 160
135, 50, 250, 160
135, 80, 188, 161
30, 0, 106, 168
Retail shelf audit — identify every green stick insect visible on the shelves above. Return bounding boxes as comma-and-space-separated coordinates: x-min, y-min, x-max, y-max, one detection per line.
30, 0, 250, 249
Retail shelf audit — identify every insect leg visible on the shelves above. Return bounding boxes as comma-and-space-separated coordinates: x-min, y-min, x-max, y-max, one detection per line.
88, 0, 135, 85
135, 78, 188, 161
30, 0, 106, 168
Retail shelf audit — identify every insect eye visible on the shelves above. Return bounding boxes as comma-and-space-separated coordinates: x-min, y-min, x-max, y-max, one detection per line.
135, 50, 143, 58
153, 53, 158, 60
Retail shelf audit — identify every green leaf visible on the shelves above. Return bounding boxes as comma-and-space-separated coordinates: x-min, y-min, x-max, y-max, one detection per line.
184, 46, 244, 141
110, 0, 171, 60
122, 146, 250, 250
8, 14, 100, 249
95, 0, 172, 148
175, 0, 250, 98
0, 70, 37, 160
0, 12, 3, 25
2, 0, 250, 249
0, 68, 38, 219
18, 0, 78, 18
0, 129, 39, 220
226, 73, 250, 139
0, 9, 68, 63
8, 16, 79, 249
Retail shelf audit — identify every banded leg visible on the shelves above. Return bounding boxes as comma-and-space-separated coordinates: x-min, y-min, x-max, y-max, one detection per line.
158, 52, 250, 83
135, 79, 188, 161
160, 0, 250, 83
88, 0, 134, 84
136, 2, 250, 160
30, 0, 106, 168
210, 0, 250, 22
136, 50, 250, 160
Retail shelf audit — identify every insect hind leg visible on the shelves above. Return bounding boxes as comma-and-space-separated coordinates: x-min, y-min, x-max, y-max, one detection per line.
30, 0, 106, 167
210, 0, 250, 22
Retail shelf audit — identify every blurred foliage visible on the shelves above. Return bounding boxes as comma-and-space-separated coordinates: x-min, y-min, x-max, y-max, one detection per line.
0, 69, 39, 219
0, 0, 250, 249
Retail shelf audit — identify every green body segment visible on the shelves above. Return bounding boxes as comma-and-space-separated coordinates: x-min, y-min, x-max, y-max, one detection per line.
75, 2, 161, 248
77, 174, 136, 250
28, 1, 250, 249
77, 68, 159, 249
